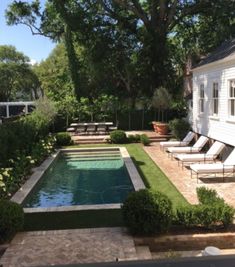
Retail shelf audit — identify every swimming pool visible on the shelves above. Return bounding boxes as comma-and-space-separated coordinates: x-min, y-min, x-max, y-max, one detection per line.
12, 147, 145, 214
23, 149, 135, 208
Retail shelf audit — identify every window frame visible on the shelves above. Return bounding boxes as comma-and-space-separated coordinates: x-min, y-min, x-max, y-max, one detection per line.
228, 79, 235, 118
199, 83, 205, 114
212, 82, 219, 116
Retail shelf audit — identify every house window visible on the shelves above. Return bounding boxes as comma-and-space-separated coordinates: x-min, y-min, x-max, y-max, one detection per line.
199, 84, 204, 113
229, 80, 235, 117
212, 82, 219, 116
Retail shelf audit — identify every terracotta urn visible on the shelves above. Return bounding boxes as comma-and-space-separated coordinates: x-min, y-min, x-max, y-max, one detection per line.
152, 121, 158, 133
156, 123, 169, 135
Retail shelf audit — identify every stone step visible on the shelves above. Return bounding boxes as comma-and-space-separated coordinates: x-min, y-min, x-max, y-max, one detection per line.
64, 151, 120, 156
66, 157, 121, 161
135, 245, 152, 260
74, 140, 107, 144
64, 153, 120, 158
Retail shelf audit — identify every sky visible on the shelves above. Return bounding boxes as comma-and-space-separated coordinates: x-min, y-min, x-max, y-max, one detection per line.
0, 0, 56, 64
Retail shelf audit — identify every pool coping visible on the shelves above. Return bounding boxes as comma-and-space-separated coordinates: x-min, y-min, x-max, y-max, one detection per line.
11, 147, 145, 213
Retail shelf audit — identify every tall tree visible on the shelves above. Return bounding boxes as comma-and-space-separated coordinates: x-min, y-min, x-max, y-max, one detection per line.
0, 45, 40, 101
6, 0, 235, 97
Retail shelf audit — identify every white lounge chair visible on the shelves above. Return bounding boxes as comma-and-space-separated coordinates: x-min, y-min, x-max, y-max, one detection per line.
160, 131, 195, 151
175, 141, 225, 168
167, 136, 209, 157
190, 148, 235, 183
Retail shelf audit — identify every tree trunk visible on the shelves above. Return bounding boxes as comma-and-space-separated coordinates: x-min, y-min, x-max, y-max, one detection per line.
149, 30, 168, 92
64, 24, 81, 98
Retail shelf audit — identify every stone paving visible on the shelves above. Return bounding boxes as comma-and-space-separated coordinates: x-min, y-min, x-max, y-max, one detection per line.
0, 228, 138, 267
144, 143, 235, 207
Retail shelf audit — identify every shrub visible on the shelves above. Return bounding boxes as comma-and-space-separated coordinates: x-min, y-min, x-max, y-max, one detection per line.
0, 200, 24, 242
169, 118, 191, 140
55, 132, 73, 146
140, 134, 150, 146
197, 187, 224, 205
122, 189, 173, 234
110, 130, 127, 144
128, 134, 141, 143
176, 203, 235, 229
176, 206, 198, 228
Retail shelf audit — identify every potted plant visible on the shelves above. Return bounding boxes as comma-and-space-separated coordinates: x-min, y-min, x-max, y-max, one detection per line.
152, 87, 172, 135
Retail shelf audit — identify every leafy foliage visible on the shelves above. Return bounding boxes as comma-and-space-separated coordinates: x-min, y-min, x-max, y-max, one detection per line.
128, 134, 141, 143
110, 130, 127, 144
55, 132, 73, 146
169, 118, 191, 140
0, 200, 24, 242
6, 0, 235, 102
140, 134, 150, 146
197, 187, 224, 205
176, 188, 235, 229
0, 45, 40, 101
0, 98, 56, 198
122, 189, 173, 234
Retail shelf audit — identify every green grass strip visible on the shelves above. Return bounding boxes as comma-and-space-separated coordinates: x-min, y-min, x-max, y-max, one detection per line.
125, 144, 189, 209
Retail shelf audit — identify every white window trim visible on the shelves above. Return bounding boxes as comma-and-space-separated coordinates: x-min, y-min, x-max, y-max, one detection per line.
228, 79, 235, 120
211, 82, 219, 117
199, 83, 205, 115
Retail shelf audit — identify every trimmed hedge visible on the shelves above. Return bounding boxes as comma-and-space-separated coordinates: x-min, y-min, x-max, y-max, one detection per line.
197, 187, 224, 205
176, 187, 235, 229
128, 134, 141, 143
122, 189, 173, 234
55, 132, 73, 146
110, 130, 127, 144
0, 200, 24, 242
176, 203, 234, 229
140, 134, 150, 146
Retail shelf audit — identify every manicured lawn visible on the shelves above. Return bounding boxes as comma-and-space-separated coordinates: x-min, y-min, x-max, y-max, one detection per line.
69, 143, 189, 209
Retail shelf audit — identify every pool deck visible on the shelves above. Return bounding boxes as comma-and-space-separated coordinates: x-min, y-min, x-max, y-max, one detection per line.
144, 142, 235, 207
3, 141, 235, 266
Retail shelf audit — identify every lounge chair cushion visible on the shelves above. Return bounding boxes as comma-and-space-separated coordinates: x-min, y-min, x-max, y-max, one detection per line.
176, 141, 225, 162
167, 136, 208, 154
160, 131, 195, 148
190, 163, 235, 174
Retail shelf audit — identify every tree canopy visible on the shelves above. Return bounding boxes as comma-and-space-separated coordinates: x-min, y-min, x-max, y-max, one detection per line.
0, 45, 40, 101
5, 0, 235, 101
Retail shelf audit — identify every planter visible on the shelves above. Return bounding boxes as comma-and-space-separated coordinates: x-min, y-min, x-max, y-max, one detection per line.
152, 121, 169, 135
156, 123, 169, 135
152, 121, 159, 133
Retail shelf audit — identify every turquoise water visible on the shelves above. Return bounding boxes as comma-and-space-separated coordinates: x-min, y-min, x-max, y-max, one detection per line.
23, 152, 134, 208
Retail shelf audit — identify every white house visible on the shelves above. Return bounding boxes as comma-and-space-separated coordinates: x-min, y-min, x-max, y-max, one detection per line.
192, 39, 235, 147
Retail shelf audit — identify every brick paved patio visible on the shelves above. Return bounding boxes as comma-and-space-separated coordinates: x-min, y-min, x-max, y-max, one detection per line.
144, 143, 235, 207
0, 228, 139, 267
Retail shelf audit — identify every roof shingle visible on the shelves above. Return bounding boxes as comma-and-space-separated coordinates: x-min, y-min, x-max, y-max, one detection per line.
193, 38, 235, 68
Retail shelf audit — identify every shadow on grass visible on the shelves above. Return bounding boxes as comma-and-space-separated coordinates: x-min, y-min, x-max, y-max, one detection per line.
130, 156, 150, 188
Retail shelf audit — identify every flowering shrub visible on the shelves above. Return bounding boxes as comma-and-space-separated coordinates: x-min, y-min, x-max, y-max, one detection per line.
0, 136, 56, 199
0, 98, 57, 199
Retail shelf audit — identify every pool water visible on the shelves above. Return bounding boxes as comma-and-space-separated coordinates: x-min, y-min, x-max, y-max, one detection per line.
23, 152, 134, 208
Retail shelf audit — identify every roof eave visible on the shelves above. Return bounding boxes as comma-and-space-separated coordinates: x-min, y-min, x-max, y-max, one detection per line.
192, 53, 235, 72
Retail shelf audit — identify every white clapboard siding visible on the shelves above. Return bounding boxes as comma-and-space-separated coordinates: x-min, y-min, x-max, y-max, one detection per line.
192, 59, 235, 146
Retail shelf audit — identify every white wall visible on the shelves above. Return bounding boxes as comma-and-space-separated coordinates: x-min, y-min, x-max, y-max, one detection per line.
192, 59, 235, 146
